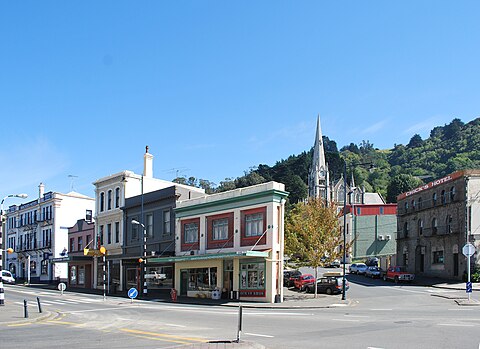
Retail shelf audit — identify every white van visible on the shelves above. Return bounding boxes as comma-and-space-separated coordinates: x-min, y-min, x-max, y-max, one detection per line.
1, 270, 15, 284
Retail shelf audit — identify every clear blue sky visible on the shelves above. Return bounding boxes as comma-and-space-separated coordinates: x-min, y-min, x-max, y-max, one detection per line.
1, 1, 479, 204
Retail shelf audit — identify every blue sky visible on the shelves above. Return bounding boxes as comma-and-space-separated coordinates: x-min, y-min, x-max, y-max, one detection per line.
1, 1, 480, 204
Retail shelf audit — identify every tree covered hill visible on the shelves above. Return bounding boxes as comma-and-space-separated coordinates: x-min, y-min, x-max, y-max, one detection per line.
174, 117, 480, 204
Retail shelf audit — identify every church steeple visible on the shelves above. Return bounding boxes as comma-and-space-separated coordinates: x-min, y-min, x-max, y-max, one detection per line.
308, 115, 330, 202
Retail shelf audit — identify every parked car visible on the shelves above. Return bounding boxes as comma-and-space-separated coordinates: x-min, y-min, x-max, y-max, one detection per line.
294, 274, 315, 290
383, 266, 415, 283
305, 275, 349, 295
365, 257, 379, 267
349, 263, 368, 275
283, 270, 302, 287
365, 266, 383, 278
1, 270, 15, 284
328, 259, 341, 268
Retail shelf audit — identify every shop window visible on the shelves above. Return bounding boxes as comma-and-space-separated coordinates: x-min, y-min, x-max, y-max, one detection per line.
41, 259, 48, 274
240, 262, 265, 290
146, 265, 173, 290
184, 267, 217, 291
70, 266, 77, 285
433, 251, 444, 264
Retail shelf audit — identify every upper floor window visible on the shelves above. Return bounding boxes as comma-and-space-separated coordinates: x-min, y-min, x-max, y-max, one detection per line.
107, 223, 112, 244
404, 202, 409, 212
78, 236, 83, 251
441, 190, 446, 205
70, 238, 75, 252
446, 215, 453, 233
184, 222, 199, 244
163, 210, 171, 235
431, 218, 438, 235
107, 190, 112, 210
450, 186, 456, 202
418, 197, 423, 210
417, 219, 423, 235
245, 213, 264, 237
432, 192, 437, 206
115, 188, 120, 208
99, 225, 104, 245
403, 222, 409, 238
100, 192, 105, 212
115, 222, 120, 243
411, 199, 416, 211
131, 219, 138, 240
146, 214, 154, 238
212, 218, 229, 240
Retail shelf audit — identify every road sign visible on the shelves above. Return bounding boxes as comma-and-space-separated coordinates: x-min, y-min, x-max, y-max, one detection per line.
57, 282, 66, 291
466, 282, 473, 293
128, 287, 138, 299
462, 243, 476, 257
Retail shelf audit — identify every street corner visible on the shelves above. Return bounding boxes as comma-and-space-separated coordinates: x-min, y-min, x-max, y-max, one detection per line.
455, 299, 480, 306
0, 306, 55, 327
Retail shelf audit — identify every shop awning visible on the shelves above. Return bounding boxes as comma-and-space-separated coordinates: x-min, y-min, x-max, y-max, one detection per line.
51, 256, 93, 263
148, 250, 269, 264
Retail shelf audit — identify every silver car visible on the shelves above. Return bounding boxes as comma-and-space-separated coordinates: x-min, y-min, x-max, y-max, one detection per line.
349, 263, 368, 275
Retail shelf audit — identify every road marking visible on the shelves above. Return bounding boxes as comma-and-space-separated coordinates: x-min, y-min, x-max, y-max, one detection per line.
247, 312, 313, 316
332, 318, 360, 322
448, 308, 473, 311
329, 303, 348, 307
437, 323, 475, 327
165, 323, 187, 328
245, 332, 274, 338
120, 328, 207, 343
370, 309, 393, 311
344, 315, 369, 318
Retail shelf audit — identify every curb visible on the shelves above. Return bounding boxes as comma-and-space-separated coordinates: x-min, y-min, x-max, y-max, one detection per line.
0, 310, 54, 326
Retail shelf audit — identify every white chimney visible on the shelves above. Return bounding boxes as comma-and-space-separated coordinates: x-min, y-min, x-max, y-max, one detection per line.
39, 182, 45, 198
143, 145, 154, 178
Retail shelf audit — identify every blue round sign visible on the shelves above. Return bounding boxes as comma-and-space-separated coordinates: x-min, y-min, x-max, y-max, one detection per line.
128, 287, 139, 299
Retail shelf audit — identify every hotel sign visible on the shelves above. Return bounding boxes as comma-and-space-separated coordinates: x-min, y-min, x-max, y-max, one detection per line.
397, 171, 463, 201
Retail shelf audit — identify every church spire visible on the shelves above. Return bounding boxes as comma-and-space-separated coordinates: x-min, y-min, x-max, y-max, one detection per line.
308, 115, 329, 202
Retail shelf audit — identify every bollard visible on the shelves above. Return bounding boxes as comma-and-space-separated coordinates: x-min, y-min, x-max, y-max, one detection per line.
37, 297, 42, 313
236, 305, 243, 343
23, 300, 28, 318
0, 281, 4, 306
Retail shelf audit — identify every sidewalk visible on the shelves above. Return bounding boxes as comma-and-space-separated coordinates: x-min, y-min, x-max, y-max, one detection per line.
0, 298, 53, 326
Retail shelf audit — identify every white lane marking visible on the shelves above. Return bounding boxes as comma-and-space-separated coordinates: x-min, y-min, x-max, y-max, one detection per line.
367, 347, 385, 349
329, 303, 348, 307
344, 315, 369, 318
165, 323, 187, 328
437, 323, 475, 327
244, 332, 274, 338
247, 312, 313, 316
332, 318, 360, 322
370, 309, 393, 311
448, 308, 473, 311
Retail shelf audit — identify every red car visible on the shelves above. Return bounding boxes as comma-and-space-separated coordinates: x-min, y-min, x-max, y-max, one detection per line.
294, 274, 315, 290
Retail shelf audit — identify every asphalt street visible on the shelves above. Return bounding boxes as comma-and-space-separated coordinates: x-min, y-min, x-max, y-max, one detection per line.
1, 272, 480, 349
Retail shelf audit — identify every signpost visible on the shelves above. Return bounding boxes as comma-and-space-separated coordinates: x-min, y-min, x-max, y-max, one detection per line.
462, 243, 476, 301
58, 282, 66, 296
128, 287, 138, 303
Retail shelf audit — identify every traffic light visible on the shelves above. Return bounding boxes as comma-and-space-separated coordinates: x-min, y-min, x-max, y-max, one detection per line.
100, 246, 106, 255
138, 258, 144, 263
6, 248, 13, 254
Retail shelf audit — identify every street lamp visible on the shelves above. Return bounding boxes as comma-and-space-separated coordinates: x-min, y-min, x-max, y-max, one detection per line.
1, 193, 28, 306
131, 219, 147, 296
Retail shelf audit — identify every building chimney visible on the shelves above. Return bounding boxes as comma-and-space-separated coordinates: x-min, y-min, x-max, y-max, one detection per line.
39, 182, 45, 198
143, 145, 154, 178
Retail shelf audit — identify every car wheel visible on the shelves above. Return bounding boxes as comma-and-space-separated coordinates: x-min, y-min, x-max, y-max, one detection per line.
394, 276, 399, 284
326, 288, 333, 295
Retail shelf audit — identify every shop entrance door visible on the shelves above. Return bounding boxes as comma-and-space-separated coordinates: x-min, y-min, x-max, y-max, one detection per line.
180, 270, 188, 296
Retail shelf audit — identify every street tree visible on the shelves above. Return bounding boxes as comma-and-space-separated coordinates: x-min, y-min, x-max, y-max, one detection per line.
285, 198, 342, 298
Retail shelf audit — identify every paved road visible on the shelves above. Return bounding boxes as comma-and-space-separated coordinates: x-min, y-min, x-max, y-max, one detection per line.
2, 277, 480, 349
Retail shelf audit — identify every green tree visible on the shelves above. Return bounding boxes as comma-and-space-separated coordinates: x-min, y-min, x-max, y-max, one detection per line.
386, 174, 424, 203
285, 198, 342, 298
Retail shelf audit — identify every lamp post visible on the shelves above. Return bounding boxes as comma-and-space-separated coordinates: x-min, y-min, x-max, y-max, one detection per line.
131, 219, 147, 297
1, 193, 28, 306
342, 163, 347, 301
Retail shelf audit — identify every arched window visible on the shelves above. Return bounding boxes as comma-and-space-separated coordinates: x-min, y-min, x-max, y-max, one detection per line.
403, 222, 409, 238
441, 190, 446, 205
432, 193, 437, 206
446, 215, 453, 233
115, 187, 120, 208
450, 186, 456, 201
404, 201, 409, 212
417, 219, 423, 235
107, 190, 112, 210
432, 217, 438, 235
418, 197, 423, 210
100, 192, 105, 212
412, 199, 416, 211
